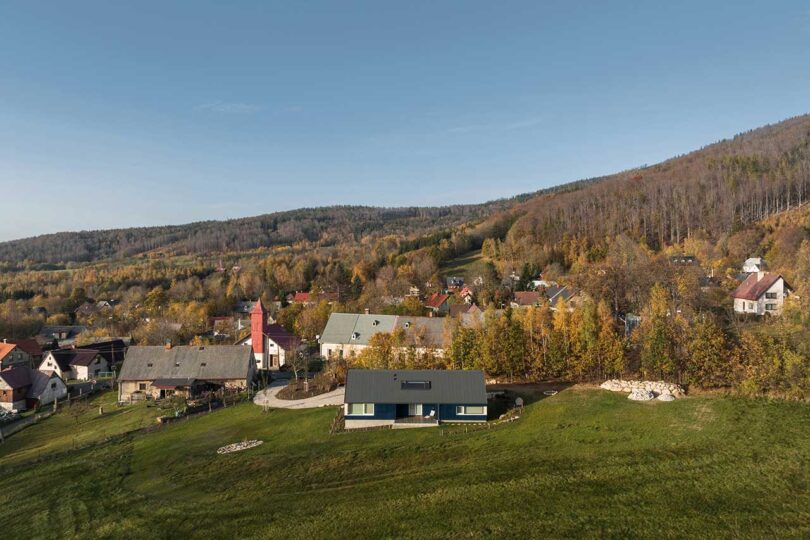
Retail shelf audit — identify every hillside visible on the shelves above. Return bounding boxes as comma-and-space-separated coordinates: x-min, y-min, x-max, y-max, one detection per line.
0, 389, 808, 538
500, 115, 810, 254
4, 114, 809, 266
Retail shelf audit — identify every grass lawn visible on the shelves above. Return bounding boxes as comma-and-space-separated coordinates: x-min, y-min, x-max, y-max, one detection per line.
0, 389, 808, 539
0, 392, 162, 468
441, 250, 484, 280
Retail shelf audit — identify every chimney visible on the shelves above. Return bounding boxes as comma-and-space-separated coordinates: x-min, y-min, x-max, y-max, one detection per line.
757, 271, 766, 282
165, 339, 172, 350
364, 308, 370, 315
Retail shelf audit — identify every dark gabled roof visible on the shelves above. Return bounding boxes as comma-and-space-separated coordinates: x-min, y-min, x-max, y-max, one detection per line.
732, 272, 786, 301
8, 338, 42, 357
0, 366, 32, 389
80, 339, 128, 364
264, 323, 301, 350
118, 345, 252, 382
45, 348, 102, 370
344, 369, 486, 405
69, 349, 104, 367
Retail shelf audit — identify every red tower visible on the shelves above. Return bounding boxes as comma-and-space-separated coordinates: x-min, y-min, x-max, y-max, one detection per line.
250, 299, 267, 360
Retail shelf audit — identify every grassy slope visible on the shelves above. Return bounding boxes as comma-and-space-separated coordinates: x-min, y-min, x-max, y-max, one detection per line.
440, 250, 484, 280
0, 389, 808, 539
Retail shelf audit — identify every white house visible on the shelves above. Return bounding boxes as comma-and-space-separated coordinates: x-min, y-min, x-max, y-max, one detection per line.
0, 368, 67, 412
319, 313, 446, 360
39, 348, 108, 381
732, 272, 791, 316
742, 257, 767, 274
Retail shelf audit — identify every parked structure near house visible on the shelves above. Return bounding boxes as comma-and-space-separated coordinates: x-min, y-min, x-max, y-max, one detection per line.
39, 348, 109, 381
0, 367, 67, 412
117, 344, 255, 401
424, 293, 450, 315
343, 369, 488, 429
732, 272, 792, 315
238, 299, 302, 370
319, 313, 446, 359
511, 291, 542, 307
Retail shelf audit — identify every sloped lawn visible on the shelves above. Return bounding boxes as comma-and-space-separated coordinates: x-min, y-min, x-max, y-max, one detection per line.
0, 389, 808, 539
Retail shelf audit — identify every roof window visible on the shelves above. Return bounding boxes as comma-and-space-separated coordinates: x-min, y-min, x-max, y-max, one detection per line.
401, 380, 431, 390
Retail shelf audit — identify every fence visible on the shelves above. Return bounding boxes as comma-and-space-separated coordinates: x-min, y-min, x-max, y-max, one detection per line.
0, 410, 55, 442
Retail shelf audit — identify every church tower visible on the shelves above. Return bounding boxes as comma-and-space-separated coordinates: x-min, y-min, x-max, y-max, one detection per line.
250, 299, 267, 369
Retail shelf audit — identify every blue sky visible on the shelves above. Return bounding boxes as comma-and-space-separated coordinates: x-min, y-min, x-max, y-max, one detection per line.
1, 1, 809, 241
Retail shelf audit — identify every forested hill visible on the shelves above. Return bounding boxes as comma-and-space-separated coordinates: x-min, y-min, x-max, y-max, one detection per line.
500, 114, 810, 254
0, 205, 503, 265
4, 114, 810, 265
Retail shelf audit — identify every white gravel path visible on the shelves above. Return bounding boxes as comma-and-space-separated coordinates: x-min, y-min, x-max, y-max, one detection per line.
253, 380, 345, 409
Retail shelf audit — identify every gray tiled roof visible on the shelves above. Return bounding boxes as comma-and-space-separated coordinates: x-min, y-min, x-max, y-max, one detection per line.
118, 345, 252, 382
319, 313, 446, 348
344, 369, 486, 404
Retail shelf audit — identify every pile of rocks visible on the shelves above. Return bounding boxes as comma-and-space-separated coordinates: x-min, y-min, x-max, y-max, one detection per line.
600, 379, 685, 401
217, 440, 264, 455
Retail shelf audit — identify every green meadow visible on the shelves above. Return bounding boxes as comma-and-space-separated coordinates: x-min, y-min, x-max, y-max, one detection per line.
1, 389, 808, 539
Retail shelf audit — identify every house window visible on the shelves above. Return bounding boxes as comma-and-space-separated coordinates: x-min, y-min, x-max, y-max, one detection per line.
748, 303, 754, 310
765, 292, 777, 299
765, 304, 777, 311
51, 382, 56, 390
347, 403, 375, 416
138, 383, 147, 391
456, 405, 485, 415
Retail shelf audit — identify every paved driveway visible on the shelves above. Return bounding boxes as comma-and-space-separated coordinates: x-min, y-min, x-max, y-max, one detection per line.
253, 380, 344, 409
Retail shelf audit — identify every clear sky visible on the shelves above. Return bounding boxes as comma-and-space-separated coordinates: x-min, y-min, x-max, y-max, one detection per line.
1, 1, 809, 241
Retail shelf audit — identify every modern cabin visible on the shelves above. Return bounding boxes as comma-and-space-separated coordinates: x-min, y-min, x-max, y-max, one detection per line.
343, 369, 488, 429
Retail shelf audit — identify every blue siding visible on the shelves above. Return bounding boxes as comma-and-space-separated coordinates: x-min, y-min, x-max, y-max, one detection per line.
345, 403, 396, 420
438, 403, 487, 422
346, 402, 487, 422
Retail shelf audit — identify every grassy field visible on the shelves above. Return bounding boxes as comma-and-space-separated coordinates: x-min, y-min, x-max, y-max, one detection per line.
0, 388, 808, 539
441, 250, 484, 280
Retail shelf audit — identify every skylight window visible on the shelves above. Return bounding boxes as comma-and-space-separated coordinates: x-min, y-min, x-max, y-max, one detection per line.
401, 380, 431, 390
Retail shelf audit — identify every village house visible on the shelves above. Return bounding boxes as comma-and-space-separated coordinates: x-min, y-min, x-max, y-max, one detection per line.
424, 293, 450, 315
80, 338, 129, 367
512, 285, 582, 310
742, 257, 767, 274
0, 341, 35, 370
732, 271, 792, 316
445, 276, 464, 292
237, 299, 302, 370
319, 313, 446, 360
0, 367, 67, 412
458, 286, 474, 304
7, 338, 43, 366
35, 325, 87, 348
343, 369, 488, 429
449, 303, 481, 318
39, 348, 109, 381
117, 344, 255, 401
